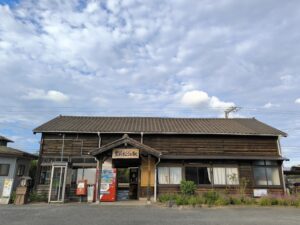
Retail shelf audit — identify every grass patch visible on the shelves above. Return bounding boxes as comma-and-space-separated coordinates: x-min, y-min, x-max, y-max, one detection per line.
28, 191, 48, 202
158, 191, 300, 208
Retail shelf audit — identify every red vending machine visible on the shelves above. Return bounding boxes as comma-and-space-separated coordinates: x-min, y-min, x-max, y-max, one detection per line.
100, 168, 116, 202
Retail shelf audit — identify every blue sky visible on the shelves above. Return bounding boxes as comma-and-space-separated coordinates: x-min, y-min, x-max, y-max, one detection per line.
0, 0, 299, 167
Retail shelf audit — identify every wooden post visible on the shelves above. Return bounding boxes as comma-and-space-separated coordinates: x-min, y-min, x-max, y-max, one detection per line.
147, 154, 151, 202
95, 159, 100, 202
34, 136, 44, 190
97, 157, 103, 203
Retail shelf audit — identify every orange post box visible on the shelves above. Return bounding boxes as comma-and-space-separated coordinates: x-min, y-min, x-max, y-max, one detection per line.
76, 180, 87, 196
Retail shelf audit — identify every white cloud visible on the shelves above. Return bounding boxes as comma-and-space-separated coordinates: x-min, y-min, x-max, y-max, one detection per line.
210, 96, 235, 109
177, 67, 196, 76
295, 98, 300, 104
181, 90, 210, 106
280, 75, 293, 82
181, 90, 235, 110
0, 0, 300, 165
235, 40, 256, 55
263, 102, 280, 108
22, 89, 69, 103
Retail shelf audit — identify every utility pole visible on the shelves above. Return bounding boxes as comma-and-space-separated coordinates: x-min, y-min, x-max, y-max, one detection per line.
224, 106, 241, 118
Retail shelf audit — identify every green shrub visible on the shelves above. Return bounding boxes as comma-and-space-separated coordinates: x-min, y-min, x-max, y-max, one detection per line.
239, 178, 249, 196
175, 195, 189, 205
240, 196, 256, 205
10, 191, 16, 204
277, 197, 290, 206
229, 196, 242, 205
258, 197, 272, 206
202, 191, 220, 205
158, 193, 172, 202
187, 196, 198, 207
294, 198, 300, 207
29, 191, 47, 202
180, 180, 197, 195
160, 192, 300, 208
215, 196, 230, 206
277, 196, 300, 207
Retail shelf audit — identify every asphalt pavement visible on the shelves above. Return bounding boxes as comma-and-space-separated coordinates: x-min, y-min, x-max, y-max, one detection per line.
0, 203, 299, 225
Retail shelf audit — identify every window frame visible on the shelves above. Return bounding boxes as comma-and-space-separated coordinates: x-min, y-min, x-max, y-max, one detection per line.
212, 165, 240, 186
158, 166, 183, 185
16, 164, 26, 176
252, 160, 282, 188
0, 164, 10, 176
184, 166, 213, 187
39, 166, 52, 185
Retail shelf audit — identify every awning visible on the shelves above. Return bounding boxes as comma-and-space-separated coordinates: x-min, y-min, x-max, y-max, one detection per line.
160, 155, 288, 161
89, 134, 162, 158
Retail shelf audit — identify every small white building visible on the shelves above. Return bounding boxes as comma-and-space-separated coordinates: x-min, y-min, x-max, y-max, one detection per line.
0, 135, 37, 204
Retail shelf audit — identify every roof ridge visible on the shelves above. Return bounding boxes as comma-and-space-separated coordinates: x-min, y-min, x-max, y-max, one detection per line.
58, 115, 256, 120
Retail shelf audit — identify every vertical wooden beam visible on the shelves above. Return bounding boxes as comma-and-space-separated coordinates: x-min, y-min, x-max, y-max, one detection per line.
147, 154, 151, 202
98, 157, 103, 203
34, 135, 44, 190
95, 159, 100, 202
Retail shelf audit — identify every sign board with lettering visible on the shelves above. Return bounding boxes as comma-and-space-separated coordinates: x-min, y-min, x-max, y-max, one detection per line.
0, 178, 13, 204
112, 148, 139, 159
253, 189, 268, 197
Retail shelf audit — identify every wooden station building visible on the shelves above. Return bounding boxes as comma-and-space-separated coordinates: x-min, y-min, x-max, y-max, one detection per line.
33, 116, 287, 203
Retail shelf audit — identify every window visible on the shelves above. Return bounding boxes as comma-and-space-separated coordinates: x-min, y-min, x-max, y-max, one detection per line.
0, 164, 10, 176
185, 167, 211, 185
17, 165, 25, 176
158, 167, 182, 184
39, 166, 51, 185
253, 161, 281, 186
213, 167, 239, 185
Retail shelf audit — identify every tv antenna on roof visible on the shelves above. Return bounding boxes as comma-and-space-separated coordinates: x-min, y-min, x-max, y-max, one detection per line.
224, 106, 241, 118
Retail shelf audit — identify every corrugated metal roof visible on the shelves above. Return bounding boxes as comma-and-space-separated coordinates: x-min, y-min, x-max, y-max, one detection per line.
33, 115, 287, 137
0, 146, 37, 159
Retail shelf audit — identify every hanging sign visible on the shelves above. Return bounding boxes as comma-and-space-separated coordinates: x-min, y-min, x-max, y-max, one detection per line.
112, 148, 139, 159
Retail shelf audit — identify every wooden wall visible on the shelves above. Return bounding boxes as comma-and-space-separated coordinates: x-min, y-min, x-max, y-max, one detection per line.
40, 133, 279, 157
143, 134, 279, 157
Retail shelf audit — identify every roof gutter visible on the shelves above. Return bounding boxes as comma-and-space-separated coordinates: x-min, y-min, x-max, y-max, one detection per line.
32, 130, 287, 137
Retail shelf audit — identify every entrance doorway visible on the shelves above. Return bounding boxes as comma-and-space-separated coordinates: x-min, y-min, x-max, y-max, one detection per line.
117, 168, 139, 200
48, 162, 67, 203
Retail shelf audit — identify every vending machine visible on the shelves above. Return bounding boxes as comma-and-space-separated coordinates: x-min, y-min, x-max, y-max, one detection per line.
100, 167, 116, 202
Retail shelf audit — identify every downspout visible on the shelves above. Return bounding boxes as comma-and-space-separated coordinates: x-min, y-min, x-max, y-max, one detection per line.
141, 132, 144, 144
154, 155, 161, 202
98, 132, 102, 148
277, 136, 287, 195
61, 134, 65, 162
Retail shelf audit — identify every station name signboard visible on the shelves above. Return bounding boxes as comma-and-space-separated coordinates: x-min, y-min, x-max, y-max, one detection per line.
112, 148, 139, 159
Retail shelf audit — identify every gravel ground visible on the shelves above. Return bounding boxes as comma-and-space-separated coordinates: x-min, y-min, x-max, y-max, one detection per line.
0, 203, 299, 225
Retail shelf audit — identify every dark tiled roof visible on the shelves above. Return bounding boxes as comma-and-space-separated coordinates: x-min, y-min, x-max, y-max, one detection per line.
33, 115, 287, 137
0, 135, 13, 143
0, 146, 38, 159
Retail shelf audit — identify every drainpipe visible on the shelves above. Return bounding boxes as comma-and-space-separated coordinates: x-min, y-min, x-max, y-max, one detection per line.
61, 134, 65, 162
98, 132, 101, 148
141, 132, 144, 144
154, 155, 161, 202
277, 136, 287, 195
